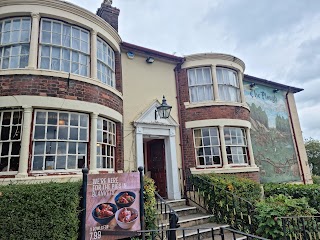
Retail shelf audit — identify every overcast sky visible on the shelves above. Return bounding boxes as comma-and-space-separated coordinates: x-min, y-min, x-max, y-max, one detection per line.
68, 0, 320, 140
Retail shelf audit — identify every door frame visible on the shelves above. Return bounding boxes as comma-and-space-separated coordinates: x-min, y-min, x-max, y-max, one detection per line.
135, 124, 181, 200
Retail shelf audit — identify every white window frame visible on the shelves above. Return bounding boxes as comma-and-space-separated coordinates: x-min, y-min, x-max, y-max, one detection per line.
97, 37, 115, 87
31, 110, 89, 172
193, 127, 221, 167
38, 18, 90, 77
224, 127, 248, 165
96, 117, 116, 171
0, 17, 31, 69
188, 67, 214, 103
0, 109, 23, 174
216, 67, 240, 102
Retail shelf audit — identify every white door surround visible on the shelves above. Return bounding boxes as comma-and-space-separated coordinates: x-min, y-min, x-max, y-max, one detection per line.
134, 100, 181, 200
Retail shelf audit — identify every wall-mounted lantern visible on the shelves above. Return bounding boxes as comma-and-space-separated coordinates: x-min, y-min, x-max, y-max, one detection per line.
155, 96, 172, 120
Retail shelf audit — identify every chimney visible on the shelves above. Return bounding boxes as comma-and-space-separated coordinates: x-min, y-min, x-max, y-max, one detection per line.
96, 0, 120, 32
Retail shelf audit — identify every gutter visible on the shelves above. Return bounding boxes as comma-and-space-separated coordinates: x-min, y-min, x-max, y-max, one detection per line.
286, 88, 306, 184
174, 59, 187, 197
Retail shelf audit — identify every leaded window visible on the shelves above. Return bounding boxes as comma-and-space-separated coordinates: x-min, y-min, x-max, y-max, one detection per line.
39, 19, 90, 77
97, 37, 115, 87
32, 110, 89, 171
188, 67, 213, 103
96, 117, 116, 170
224, 127, 248, 164
0, 110, 22, 173
194, 127, 221, 166
0, 17, 31, 69
216, 67, 240, 102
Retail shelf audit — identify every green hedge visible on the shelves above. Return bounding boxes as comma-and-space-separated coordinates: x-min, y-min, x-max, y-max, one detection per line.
200, 173, 261, 203
312, 175, 320, 184
255, 194, 317, 239
264, 183, 320, 212
0, 181, 81, 240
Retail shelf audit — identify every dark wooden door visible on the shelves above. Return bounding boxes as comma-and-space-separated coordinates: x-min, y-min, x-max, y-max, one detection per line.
147, 139, 167, 198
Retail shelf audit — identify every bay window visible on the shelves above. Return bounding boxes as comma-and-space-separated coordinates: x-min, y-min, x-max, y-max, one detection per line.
0, 110, 22, 173
216, 67, 240, 102
96, 117, 116, 170
39, 19, 90, 77
0, 17, 31, 69
224, 127, 248, 164
97, 37, 115, 87
188, 66, 241, 103
194, 126, 249, 167
32, 110, 89, 171
188, 67, 213, 103
194, 127, 221, 166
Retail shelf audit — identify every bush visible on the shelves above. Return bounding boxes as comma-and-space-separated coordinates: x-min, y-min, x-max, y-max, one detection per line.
255, 194, 318, 239
143, 176, 157, 230
0, 181, 81, 240
264, 183, 320, 212
312, 175, 320, 184
200, 173, 261, 203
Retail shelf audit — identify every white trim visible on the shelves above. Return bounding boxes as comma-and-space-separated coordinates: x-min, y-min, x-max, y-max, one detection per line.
184, 101, 250, 110
0, 69, 123, 99
190, 166, 259, 174
186, 119, 251, 129
0, 96, 123, 123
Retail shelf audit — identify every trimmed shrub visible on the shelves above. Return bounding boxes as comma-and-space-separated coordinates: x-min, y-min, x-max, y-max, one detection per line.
264, 183, 320, 212
0, 181, 81, 240
200, 173, 261, 203
255, 194, 318, 239
143, 176, 157, 230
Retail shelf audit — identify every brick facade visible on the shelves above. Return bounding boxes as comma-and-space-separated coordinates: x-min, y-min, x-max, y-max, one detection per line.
0, 75, 123, 114
96, 4, 120, 32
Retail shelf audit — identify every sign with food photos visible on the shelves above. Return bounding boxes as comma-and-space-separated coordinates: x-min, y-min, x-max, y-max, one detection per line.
85, 172, 141, 240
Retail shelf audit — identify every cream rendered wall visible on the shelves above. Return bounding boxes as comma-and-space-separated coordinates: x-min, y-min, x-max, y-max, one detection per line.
287, 93, 313, 183
121, 54, 182, 172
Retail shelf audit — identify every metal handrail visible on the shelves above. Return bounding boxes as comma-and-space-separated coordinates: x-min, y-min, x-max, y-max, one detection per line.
276, 215, 320, 240
137, 226, 269, 240
186, 172, 256, 233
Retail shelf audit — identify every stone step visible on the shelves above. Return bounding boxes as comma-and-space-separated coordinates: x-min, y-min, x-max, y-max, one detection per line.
163, 199, 187, 207
157, 205, 198, 217
158, 212, 213, 229
176, 222, 228, 240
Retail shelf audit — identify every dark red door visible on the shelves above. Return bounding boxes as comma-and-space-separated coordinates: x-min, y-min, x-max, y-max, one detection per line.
147, 139, 167, 198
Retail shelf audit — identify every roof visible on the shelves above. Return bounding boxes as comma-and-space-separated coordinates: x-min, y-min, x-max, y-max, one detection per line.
121, 42, 184, 64
244, 74, 303, 93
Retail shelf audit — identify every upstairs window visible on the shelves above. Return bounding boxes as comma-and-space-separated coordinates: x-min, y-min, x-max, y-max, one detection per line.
0, 110, 22, 173
97, 37, 115, 87
32, 110, 89, 171
188, 67, 213, 103
39, 19, 90, 77
96, 117, 116, 170
0, 17, 31, 69
224, 127, 248, 164
216, 67, 240, 102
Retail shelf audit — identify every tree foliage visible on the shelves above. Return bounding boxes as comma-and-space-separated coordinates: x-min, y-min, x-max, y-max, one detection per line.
305, 138, 320, 175
250, 103, 269, 128
275, 115, 290, 132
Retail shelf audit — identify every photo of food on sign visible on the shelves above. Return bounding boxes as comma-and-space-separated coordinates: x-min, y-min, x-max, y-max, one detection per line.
85, 173, 141, 240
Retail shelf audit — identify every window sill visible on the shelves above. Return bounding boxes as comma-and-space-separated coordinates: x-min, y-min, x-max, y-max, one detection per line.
0, 171, 18, 176
184, 101, 249, 110
190, 166, 259, 174
0, 68, 123, 99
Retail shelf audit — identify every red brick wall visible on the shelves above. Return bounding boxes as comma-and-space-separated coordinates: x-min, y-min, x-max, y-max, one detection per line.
176, 67, 250, 169
96, 5, 120, 32
0, 75, 123, 114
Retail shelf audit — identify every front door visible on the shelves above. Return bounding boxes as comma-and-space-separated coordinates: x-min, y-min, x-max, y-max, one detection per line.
147, 139, 167, 198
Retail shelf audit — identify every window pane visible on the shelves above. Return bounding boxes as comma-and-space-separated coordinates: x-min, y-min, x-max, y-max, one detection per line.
33, 156, 43, 170
41, 31, 51, 43
40, 57, 50, 69
56, 156, 66, 169
42, 21, 51, 31
34, 142, 45, 155
47, 112, 57, 125
9, 157, 19, 171
19, 55, 28, 68
67, 155, 76, 169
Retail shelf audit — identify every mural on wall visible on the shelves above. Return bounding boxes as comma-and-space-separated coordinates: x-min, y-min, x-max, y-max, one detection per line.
244, 82, 301, 183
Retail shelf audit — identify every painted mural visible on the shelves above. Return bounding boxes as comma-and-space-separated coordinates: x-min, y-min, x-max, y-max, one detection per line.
244, 82, 301, 183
